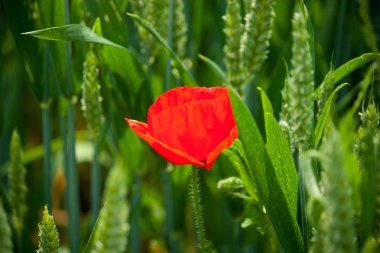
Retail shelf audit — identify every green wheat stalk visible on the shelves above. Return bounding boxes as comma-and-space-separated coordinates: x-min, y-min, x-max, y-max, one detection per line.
130, 0, 150, 58
146, 0, 169, 61
81, 48, 104, 143
355, 102, 379, 243
0, 199, 12, 253
81, 47, 105, 226
240, 0, 275, 86
172, 0, 187, 59
37, 206, 60, 253
280, 3, 314, 151
91, 162, 129, 253
223, 0, 244, 87
319, 125, 356, 253
8, 130, 28, 237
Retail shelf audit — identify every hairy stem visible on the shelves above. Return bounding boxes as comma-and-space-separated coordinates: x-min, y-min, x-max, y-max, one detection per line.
190, 167, 211, 252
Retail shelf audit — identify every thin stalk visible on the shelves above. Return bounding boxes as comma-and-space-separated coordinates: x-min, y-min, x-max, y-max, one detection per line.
161, 0, 179, 252
294, 149, 308, 252
162, 168, 179, 253
298, 161, 308, 252
64, 1, 80, 252
129, 174, 142, 253
90, 142, 100, 227
333, 0, 347, 67
165, 0, 174, 91
42, 42, 53, 211
190, 167, 210, 253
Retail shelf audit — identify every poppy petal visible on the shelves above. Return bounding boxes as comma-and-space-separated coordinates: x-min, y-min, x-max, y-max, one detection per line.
125, 86, 238, 170
125, 118, 206, 167
206, 126, 239, 169
148, 89, 236, 162
148, 86, 229, 118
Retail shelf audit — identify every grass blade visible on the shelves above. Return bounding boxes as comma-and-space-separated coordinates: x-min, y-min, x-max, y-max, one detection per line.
228, 87, 304, 253
198, 54, 228, 85
314, 83, 348, 148
22, 24, 128, 51
315, 53, 378, 99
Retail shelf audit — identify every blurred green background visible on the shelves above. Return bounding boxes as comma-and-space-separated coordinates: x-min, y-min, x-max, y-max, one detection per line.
0, 0, 379, 252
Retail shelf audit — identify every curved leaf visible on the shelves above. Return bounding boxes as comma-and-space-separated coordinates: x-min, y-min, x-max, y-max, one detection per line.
228, 87, 304, 253
315, 53, 378, 99
333, 53, 378, 84
259, 88, 298, 218
258, 87, 273, 115
314, 83, 348, 148
22, 24, 127, 50
198, 54, 228, 85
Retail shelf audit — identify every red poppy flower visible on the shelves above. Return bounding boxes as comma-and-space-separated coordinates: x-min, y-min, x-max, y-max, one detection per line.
125, 86, 238, 170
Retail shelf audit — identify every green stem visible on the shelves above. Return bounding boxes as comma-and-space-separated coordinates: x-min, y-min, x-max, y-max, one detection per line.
165, 0, 174, 91
91, 142, 100, 227
129, 174, 141, 253
295, 149, 308, 252
64, 1, 80, 252
161, 0, 179, 252
190, 167, 210, 253
162, 168, 179, 252
42, 42, 52, 211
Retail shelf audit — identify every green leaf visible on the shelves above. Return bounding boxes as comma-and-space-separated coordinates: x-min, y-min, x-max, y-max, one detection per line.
228, 87, 304, 253
92, 17, 103, 36
333, 53, 378, 84
127, 13, 197, 86
22, 24, 128, 50
258, 87, 273, 115
198, 54, 228, 85
315, 53, 378, 99
259, 87, 298, 219
314, 83, 348, 148
3, 0, 46, 101
82, 208, 104, 253
223, 140, 258, 201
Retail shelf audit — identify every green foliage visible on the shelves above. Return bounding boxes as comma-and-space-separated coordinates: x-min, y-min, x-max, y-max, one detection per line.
229, 87, 304, 253
259, 88, 298, 218
127, 13, 196, 86
318, 126, 356, 253
0, 199, 12, 253
314, 83, 348, 148
223, 0, 244, 87
355, 102, 379, 245
8, 130, 28, 237
172, 0, 188, 59
280, 2, 314, 151
37, 206, 60, 253
316, 53, 378, 114
90, 162, 129, 253
145, 0, 169, 58
217, 177, 244, 195
240, 0, 275, 85
81, 48, 104, 142
22, 24, 128, 50
2, 0, 380, 252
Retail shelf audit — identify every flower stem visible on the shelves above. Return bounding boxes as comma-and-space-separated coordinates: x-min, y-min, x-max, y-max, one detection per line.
190, 166, 211, 252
